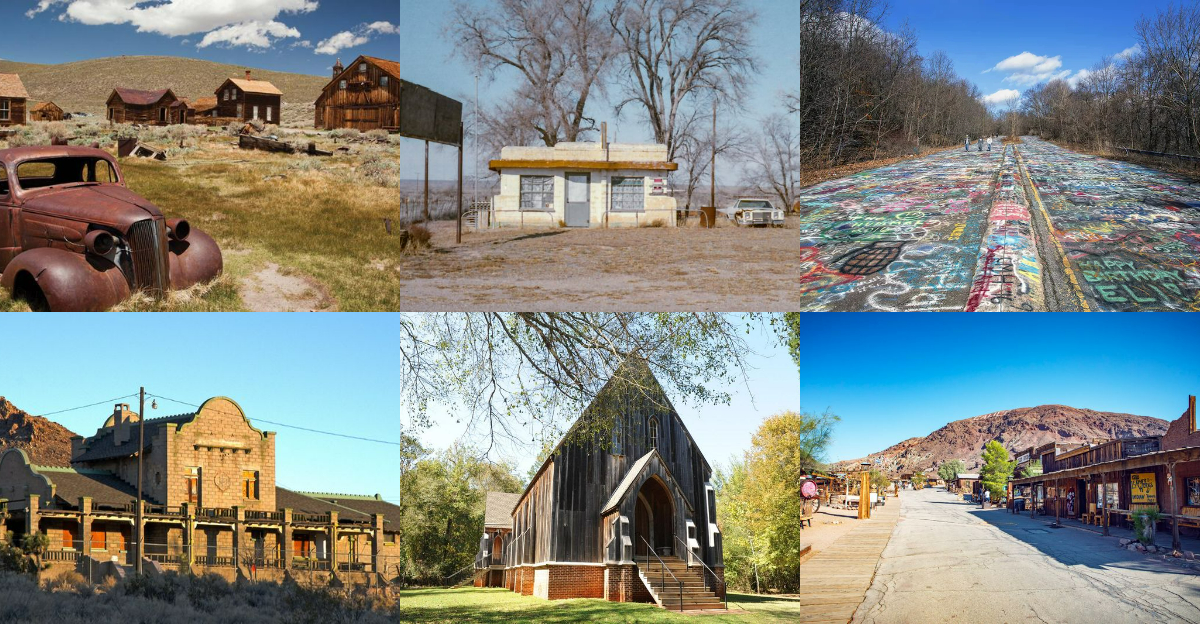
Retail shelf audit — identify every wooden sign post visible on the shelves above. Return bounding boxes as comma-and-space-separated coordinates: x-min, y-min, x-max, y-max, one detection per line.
859, 471, 871, 520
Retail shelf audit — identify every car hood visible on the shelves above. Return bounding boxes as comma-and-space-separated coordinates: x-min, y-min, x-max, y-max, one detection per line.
20, 185, 164, 230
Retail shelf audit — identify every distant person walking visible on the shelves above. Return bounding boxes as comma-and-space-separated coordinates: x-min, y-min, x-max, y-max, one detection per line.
977, 138, 983, 152
965, 135, 970, 151
983, 488, 991, 509
987, 136, 993, 151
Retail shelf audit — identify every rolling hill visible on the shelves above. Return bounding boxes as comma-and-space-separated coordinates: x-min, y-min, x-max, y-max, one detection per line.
0, 55, 330, 114
0, 396, 77, 467
831, 404, 1170, 475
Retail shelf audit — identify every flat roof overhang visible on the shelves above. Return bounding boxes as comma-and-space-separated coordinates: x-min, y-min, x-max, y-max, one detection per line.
1011, 445, 1200, 485
488, 159, 678, 172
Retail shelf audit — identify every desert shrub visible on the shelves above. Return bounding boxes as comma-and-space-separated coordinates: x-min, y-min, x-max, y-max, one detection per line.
387, 134, 402, 146
113, 124, 140, 140
224, 122, 243, 137
44, 570, 87, 593
358, 155, 400, 188
329, 128, 361, 142
122, 571, 181, 603
363, 129, 389, 142
1133, 509, 1162, 545
45, 122, 71, 142
288, 157, 326, 172
261, 124, 279, 137
405, 223, 432, 251
642, 218, 666, 227
6, 125, 50, 148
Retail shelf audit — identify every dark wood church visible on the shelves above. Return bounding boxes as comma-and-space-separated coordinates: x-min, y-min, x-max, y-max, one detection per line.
473, 361, 725, 610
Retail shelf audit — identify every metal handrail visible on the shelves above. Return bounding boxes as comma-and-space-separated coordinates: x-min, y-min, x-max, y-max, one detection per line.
637, 535, 683, 612
675, 535, 726, 610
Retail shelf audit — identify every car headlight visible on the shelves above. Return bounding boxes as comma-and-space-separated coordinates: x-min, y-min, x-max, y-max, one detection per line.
85, 230, 116, 256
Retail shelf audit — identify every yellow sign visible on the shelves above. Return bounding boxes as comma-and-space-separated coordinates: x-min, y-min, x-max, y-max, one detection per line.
1131, 473, 1157, 504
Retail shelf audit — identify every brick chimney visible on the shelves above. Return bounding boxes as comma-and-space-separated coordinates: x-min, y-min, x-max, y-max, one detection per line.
245, 70, 252, 81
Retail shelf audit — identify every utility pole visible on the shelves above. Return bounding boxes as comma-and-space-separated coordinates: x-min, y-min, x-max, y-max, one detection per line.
474, 74, 479, 208
135, 386, 145, 576
710, 98, 716, 210
423, 140, 430, 222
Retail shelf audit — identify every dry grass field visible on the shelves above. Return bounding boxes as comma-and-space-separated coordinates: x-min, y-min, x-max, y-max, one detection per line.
0, 120, 403, 312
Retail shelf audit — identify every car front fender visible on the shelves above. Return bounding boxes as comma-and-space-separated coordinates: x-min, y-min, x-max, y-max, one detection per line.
0, 247, 130, 311
168, 228, 223, 290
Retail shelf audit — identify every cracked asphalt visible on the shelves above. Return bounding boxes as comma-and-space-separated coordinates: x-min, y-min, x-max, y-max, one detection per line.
854, 487, 1200, 623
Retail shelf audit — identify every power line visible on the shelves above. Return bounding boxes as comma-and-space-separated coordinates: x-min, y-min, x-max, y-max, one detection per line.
148, 393, 402, 447
36, 394, 140, 418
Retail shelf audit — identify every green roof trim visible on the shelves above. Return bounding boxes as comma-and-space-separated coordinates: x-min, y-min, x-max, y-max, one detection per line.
296, 491, 382, 501
32, 465, 113, 476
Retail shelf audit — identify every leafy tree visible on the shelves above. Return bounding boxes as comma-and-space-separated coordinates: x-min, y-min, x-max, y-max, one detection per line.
713, 457, 762, 593
980, 440, 1015, 501
937, 459, 965, 485
0, 531, 48, 575
1018, 460, 1043, 479
869, 469, 890, 494
911, 470, 926, 489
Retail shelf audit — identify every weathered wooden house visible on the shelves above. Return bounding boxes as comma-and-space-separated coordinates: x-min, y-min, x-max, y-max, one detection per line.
0, 74, 29, 127
29, 101, 64, 122
474, 360, 725, 610
474, 491, 520, 588
314, 55, 400, 131
193, 96, 218, 119
106, 88, 179, 125
169, 99, 195, 125
214, 71, 282, 123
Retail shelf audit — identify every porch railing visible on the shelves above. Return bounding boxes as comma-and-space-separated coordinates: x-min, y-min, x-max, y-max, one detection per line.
636, 535, 683, 612
676, 535, 726, 610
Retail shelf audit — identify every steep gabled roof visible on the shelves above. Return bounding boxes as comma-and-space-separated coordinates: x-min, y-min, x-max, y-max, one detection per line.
110, 88, 174, 106
483, 491, 521, 529
30, 101, 61, 113
222, 78, 283, 96
361, 56, 400, 80
0, 74, 29, 99
599, 448, 694, 516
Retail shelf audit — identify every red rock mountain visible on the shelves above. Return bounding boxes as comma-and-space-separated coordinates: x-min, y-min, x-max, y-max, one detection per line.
0, 396, 77, 467
831, 405, 1169, 475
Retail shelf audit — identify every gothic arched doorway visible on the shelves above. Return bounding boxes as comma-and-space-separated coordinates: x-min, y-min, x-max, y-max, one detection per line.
634, 476, 675, 558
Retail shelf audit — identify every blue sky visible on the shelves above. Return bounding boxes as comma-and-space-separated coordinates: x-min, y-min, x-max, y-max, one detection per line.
399, 0, 801, 181
0, 314, 404, 502
0, 0, 400, 77
800, 314, 1200, 464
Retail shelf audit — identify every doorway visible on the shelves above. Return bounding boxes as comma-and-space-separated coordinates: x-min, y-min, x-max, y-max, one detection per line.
564, 173, 590, 227
633, 476, 674, 558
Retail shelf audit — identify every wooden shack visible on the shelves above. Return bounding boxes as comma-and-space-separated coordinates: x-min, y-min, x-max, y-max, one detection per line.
106, 88, 178, 125
214, 71, 282, 123
0, 74, 29, 127
476, 359, 725, 608
169, 99, 195, 125
314, 55, 399, 131
193, 96, 218, 119
29, 101, 63, 122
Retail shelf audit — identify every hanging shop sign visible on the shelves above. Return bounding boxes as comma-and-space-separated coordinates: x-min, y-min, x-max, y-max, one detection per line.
1130, 472, 1157, 504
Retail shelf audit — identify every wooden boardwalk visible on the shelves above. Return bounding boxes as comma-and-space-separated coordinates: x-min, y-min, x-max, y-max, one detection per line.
796, 499, 901, 624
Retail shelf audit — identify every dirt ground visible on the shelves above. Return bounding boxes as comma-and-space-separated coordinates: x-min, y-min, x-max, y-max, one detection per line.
399, 219, 833, 310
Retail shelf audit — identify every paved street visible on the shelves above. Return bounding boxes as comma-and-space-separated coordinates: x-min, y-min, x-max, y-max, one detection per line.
793, 139, 1200, 311
853, 488, 1200, 623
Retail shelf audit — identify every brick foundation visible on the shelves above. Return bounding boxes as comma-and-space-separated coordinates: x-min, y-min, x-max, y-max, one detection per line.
712, 566, 725, 599
603, 564, 652, 603
500, 564, 606, 600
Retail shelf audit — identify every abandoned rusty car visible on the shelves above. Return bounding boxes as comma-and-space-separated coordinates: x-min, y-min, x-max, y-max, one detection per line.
0, 145, 222, 311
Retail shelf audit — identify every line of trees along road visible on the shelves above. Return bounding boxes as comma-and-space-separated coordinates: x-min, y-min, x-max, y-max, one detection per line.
1019, 2, 1200, 156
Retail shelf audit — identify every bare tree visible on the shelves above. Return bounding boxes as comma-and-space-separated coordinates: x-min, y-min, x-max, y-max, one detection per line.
448, 0, 617, 146
742, 114, 800, 210
673, 102, 747, 210
607, 0, 759, 160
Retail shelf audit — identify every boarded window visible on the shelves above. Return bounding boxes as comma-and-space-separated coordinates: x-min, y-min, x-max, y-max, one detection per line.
611, 177, 644, 212
185, 467, 200, 504
242, 470, 259, 500
266, 106, 272, 122
90, 529, 105, 551
519, 175, 553, 211
0, 99, 8, 121
62, 527, 75, 549
293, 536, 312, 558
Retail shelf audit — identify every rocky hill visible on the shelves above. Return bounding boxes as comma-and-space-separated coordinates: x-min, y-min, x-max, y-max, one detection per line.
832, 405, 1169, 475
0, 397, 77, 467
0, 55, 328, 114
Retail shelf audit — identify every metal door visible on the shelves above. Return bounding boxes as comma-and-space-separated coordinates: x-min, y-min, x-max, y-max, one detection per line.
564, 173, 590, 227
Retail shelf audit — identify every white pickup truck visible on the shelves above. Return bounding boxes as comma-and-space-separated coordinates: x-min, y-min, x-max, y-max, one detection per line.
719, 198, 785, 227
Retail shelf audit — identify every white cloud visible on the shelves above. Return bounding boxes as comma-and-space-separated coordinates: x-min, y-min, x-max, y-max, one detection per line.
1115, 44, 1141, 61
1066, 69, 1093, 88
981, 89, 1020, 105
314, 21, 399, 55
986, 51, 1071, 86
27, 0, 318, 48
198, 20, 301, 48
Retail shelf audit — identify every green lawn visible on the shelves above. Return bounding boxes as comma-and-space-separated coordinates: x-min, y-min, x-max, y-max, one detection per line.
396, 588, 809, 623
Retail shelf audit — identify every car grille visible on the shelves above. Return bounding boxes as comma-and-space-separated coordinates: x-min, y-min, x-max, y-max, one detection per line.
751, 211, 768, 223
128, 219, 169, 297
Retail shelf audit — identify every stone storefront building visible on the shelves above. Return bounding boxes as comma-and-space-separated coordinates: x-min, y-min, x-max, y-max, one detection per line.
0, 397, 403, 584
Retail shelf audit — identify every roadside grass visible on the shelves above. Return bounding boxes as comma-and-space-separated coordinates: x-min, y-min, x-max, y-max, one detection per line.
0, 129, 405, 311
397, 587, 808, 623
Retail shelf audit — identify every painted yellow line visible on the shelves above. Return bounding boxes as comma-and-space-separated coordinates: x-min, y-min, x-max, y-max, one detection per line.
1015, 146, 1092, 312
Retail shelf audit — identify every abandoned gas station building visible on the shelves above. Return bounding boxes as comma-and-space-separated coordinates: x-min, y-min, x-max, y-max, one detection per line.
0, 397, 403, 584
489, 141, 678, 229
473, 360, 725, 610
1011, 396, 1200, 550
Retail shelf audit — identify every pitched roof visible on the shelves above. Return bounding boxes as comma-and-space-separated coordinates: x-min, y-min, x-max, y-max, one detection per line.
0, 74, 29, 99
33, 465, 137, 508
483, 491, 520, 528
193, 96, 218, 113
304, 492, 405, 528
30, 101, 61, 112
111, 88, 174, 106
957, 473, 981, 480
599, 449, 693, 516
71, 428, 152, 463
361, 56, 400, 80
275, 487, 370, 522
226, 78, 282, 96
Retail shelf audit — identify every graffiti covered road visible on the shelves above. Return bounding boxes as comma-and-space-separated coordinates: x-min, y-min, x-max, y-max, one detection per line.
1019, 138, 1200, 311
793, 145, 1008, 311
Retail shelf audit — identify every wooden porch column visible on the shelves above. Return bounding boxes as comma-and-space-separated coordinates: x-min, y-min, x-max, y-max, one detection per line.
184, 503, 195, 567
371, 513, 384, 574
1170, 462, 1181, 552
26, 494, 39, 536
1031, 483, 1036, 519
1101, 472, 1109, 536
1055, 478, 1061, 525
328, 511, 339, 573
233, 506, 244, 567
282, 509, 293, 568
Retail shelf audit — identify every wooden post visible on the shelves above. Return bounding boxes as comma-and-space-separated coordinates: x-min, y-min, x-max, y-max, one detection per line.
1170, 462, 1181, 552
456, 121, 464, 244
1101, 471, 1109, 536
858, 472, 871, 520
423, 140, 430, 222
1055, 478, 1061, 525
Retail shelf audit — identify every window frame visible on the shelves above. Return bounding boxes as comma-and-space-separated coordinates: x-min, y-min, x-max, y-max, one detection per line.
242, 470, 260, 500
0, 99, 9, 121
185, 466, 200, 505
648, 418, 659, 449
339, 80, 347, 90
380, 76, 389, 88
519, 174, 554, 212
1188, 476, 1200, 507
610, 176, 645, 213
